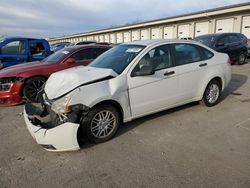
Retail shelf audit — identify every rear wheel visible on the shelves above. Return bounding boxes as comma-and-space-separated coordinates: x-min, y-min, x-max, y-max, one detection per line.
23, 77, 46, 102
81, 105, 120, 143
238, 51, 247, 65
200, 80, 221, 107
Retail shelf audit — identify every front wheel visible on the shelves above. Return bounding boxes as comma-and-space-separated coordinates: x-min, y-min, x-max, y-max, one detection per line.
81, 105, 120, 143
23, 77, 46, 103
200, 80, 221, 107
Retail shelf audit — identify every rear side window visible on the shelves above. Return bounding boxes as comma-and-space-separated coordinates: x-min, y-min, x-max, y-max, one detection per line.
71, 49, 93, 62
229, 35, 239, 43
217, 36, 230, 45
93, 48, 109, 58
174, 44, 202, 65
199, 47, 214, 60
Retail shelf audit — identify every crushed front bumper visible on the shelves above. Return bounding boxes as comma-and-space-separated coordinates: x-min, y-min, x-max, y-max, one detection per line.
0, 82, 23, 106
24, 103, 80, 152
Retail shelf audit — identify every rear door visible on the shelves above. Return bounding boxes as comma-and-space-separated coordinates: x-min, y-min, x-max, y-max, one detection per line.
172, 43, 207, 101
0, 39, 28, 68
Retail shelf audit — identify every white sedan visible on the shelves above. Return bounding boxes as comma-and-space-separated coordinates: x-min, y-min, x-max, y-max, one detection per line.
24, 39, 232, 152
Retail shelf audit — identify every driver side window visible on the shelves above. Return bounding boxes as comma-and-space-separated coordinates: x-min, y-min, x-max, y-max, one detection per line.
134, 44, 172, 73
70, 49, 93, 62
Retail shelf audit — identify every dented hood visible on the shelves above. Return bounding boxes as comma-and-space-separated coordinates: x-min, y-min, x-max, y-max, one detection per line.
45, 66, 118, 99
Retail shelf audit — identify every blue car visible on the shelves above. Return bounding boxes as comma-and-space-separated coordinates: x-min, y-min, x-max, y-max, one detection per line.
0, 37, 51, 69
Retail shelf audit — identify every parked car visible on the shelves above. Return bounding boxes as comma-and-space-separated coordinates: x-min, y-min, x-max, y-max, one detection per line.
194, 33, 248, 65
50, 42, 71, 52
69, 41, 97, 46
24, 39, 231, 151
0, 37, 51, 69
0, 44, 111, 106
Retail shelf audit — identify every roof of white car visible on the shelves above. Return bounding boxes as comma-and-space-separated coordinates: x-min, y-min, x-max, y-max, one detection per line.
123, 39, 196, 46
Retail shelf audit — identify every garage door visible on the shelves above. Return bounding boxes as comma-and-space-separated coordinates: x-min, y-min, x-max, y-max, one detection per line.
124, 32, 131, 42
104, 34, 110, 43
87, 36, 94, 41
216, 18, 234, 33
163, 26, 175, 39
195, 22, 209, 37
132, 30, 140, 41
151, 28, 161, 39
178, 24, 190, 38
141, 29, 149, 40
94, 36, 99, 42
242, 16, 250, 39
99, 35, 104, 42
110, 34, 116, 43
116, 33, 123, 43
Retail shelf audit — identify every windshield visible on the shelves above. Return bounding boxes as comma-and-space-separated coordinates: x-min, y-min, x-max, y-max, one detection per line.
194, 36, 216, 47
42, 48, 73, 63
90, 44, 145, 74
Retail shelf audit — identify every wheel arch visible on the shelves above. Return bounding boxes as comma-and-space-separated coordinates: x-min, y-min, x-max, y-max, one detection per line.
91, 100, 124, 123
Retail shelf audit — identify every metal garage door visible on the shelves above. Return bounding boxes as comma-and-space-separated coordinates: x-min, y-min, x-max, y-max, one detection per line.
195, 21, 209, 37
94, 36, 99, 42
87, 36, 94, 41
151, 28, 161, 39
141, 29, 149, 40
216, 18, 234, 33
116, 33, 123, 43
123, 32, 131, 42
178, 24, 190, 38
110, 34, 116, 43
99, 35, 104, 42
242, 16, 250, 39
163, 26, 175, 39
132, 30, 140, 41
104, 34, 110, 43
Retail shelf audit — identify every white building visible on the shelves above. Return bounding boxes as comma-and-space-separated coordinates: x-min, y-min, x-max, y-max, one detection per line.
49, 2, 250, 43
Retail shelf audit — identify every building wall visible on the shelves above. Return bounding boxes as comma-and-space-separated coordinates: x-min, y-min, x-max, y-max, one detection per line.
49, 7, 250, 44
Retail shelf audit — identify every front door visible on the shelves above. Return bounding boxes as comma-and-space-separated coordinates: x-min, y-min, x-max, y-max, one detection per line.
128, 44, 179, 118
0, 39, 28, 68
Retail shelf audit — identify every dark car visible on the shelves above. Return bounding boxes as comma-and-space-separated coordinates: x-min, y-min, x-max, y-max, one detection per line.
0, 37, 52, 69
0, 44, 111, 106
50, 42, 71, 52
194, 33, 248, 65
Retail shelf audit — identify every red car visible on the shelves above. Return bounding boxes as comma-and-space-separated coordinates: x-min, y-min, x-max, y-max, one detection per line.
0, 45, 111, 106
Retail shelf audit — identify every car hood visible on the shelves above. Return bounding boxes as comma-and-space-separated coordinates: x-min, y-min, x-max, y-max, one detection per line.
45, 66, 118, 99
0, 61, 48, 77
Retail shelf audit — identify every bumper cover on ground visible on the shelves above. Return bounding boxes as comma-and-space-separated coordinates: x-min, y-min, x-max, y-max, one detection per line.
24, 104, 80, 152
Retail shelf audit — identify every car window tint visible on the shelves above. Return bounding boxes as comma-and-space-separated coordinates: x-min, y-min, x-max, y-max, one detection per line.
229, 35, 239, 43
217, 36, 230, 45
30, 42, 46, 56
0, 40, 25, 55
93, 48, 109, 58
136, 44, 172, 72
174, 44, 202, 65
71, 49, 93, 62
200, 47, 214, 60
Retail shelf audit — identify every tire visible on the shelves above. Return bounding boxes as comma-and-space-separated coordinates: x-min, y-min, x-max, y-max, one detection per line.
81, 105, 120, 143
23, 77, 46, 103
200, 80, 221, 107
237, 51, 247, 65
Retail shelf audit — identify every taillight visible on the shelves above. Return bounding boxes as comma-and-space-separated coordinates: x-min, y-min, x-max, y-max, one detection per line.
227, 58, 232, 65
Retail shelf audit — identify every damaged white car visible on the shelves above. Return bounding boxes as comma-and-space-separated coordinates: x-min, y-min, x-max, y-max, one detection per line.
24, 39, 231, 152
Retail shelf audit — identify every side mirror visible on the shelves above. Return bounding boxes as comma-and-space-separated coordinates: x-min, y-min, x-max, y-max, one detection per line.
134, 65, 155, 76
65, 58, 75, 65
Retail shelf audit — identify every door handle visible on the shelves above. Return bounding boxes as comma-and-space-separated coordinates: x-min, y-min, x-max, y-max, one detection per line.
164, 71, 175, 76
199, 63, 207, 67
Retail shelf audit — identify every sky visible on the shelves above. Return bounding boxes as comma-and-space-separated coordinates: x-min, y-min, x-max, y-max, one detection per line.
0, 0, 249, 38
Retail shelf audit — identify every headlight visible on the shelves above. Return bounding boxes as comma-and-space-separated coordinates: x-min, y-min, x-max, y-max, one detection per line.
51, 94, 72, 114
0, 77, 24, 91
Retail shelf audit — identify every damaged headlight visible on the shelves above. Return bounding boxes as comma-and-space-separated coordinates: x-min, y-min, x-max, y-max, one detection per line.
51, 94, 87, 115
0, 77, 24, 91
